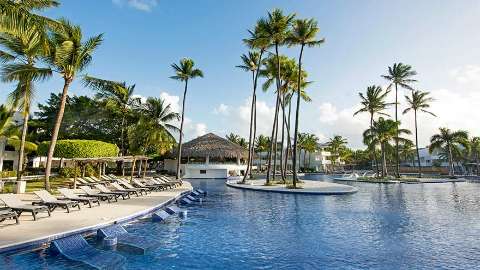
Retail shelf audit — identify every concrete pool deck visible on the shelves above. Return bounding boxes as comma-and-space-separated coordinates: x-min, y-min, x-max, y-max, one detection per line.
0, 182, 192, 253
226, 180, 358, 195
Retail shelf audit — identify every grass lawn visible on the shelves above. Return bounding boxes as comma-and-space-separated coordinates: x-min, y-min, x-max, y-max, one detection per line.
1, 178, 71, 194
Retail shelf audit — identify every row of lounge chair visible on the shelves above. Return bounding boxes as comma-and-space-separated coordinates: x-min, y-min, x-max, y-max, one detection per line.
0, 174, 182, 224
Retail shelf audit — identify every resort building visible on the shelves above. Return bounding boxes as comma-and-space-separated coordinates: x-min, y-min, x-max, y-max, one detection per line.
0, 138, 18, 171
163, 133, 248, 179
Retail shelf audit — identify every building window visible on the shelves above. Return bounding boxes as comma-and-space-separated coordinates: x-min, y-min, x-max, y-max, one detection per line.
200, 170, 207, 174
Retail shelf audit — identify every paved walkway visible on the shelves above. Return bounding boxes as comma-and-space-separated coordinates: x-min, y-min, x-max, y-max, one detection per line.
226, 180, 357, 195
0, 182, 192, 252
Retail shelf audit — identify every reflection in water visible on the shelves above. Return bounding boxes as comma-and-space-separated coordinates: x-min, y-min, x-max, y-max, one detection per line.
2, 175, 480, 270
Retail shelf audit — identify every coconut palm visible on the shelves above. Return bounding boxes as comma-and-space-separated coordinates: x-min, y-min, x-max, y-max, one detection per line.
256, 9, 295, 184
363, 118, 411, 177
226, 133, 241, 144
382, 63, 417, 177
287, 18, 324, 188
0, 22, 52, 181
469, 137, 480, 176
327, 135, 347, 170
128, 97, 179, 155
303, 133, 318, 170
170, 58, 203, 179
403, 90, 436, 177
83, 76, 141, 155
43, 19, 103, 190
353, 85, 391, 175
236, 51, 261, 182
255, 134, 270, 172
429, 128, 469, 176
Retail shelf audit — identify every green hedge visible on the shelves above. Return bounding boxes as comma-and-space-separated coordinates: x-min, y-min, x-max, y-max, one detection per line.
37, 140, 119, 158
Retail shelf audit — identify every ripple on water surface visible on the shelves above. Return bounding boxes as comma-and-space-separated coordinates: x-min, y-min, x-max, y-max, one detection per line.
1, 175, 480, 270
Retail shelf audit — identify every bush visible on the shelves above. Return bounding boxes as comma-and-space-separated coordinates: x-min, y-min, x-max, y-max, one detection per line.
37, 140, 119, 158
0, 171, 17, 178
59, 167, 81, 178
84, 164, 98, 177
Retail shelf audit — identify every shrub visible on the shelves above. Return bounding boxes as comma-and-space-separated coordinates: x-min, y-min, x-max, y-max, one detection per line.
59, 167, 81, 178
84, 164, 98, 177
37, 140, 119, 158
0, 171, 17, 178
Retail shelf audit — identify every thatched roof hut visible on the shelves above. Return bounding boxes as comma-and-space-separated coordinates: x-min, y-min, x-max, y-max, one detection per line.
175, 133, 248, 159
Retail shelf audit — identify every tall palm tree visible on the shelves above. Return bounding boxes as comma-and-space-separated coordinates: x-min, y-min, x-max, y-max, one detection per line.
303, 133, 318, 170
170, 58, 203, 179
403, 90, 436, 177
327, 135, 347, 170
469, 137, 480, 176
296, 132, 308, 169
236, 51, 261, 182
128, 97, 179, 155
287, 18, 324, 188
254, 134, 270, 173
382, 63, 417, 177
226, 133, 241, 144
43, 19, 103, 190
0, 22, 52, 181
257, 9, 295, 184
429, 128, 469, 176
363, 118, 411, 177
83, 76, 141, 155
353, 85, 391, 175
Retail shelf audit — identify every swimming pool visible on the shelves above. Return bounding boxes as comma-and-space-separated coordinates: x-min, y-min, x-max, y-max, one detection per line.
2, 175, 480, 269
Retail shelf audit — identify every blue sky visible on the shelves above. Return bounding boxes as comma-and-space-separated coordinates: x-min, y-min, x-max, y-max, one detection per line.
1, 0, 480, 148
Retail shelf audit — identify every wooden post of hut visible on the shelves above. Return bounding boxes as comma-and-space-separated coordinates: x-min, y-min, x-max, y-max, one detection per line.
142, 159, 147, 178
73, 160, 78, 189
137, 159, 142, 177
130, 157, 136, 182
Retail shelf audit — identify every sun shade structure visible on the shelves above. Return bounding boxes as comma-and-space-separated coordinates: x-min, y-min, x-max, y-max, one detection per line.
173, 133, 248, 158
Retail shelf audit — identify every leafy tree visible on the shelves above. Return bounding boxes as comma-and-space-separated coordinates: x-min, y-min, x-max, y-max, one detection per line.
254, 134, 271, 172
327, 135, 347, 169
429, 128, 469, 176
287, 18, 324, 188
170, 58, 203, 179
382, 63, 417, 177
470, 137, 480, 176
403, 90, 435, 177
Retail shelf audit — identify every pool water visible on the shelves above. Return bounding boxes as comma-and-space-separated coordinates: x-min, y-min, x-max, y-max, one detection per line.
2, 175, 480, 269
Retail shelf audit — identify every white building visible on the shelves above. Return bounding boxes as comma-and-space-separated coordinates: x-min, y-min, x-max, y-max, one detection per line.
0, 138, 18, 172
163, 133, 248, 179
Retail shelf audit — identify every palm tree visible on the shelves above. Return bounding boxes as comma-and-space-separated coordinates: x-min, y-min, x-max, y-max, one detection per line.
226, 133, 241, 144
469, 137, 480, 176
403, 90, 436, 177
296, 132, 308, 169
363, 118, 411, 177
236, 51, 261, 182
287, 18, 324, 188
303, 133, 318, 170
257, 9, 295, 184
382, 63, 417, 177
327, 135, 347, 170
254, 135, 270, 173
83, 76, 141, 155
353, 85, 391, 175
0, 22, 52, 181
429, 128, 469, 176
170, 58, 203, 180
128, 97, 179, 155
43, 19, 103, 190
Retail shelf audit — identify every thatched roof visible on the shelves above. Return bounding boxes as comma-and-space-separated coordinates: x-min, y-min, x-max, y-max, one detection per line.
174, 133, 248, 158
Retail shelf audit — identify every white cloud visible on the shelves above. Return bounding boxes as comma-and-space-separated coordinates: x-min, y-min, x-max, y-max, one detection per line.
213, 103, 229, 115
450, 65, 480, 84
112, 0, 158, 12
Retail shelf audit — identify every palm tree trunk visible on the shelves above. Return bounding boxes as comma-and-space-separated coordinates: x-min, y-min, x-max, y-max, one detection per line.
45, 78, 72, 191
176, 79, 188, 180
242, 71, 256, 183
120, 115, 125, 155
279, 94, 286, 182
414, 110, 422, 178
382, 143, 387, 177
370, 114, 380, 177
476, 154, 479, 176
292, 44, 305, 188
284, 100, 292, 175
394, 83, 400, 178
16, 112, 29, 181
266, 90, 280, 184
447, 143, 454, 176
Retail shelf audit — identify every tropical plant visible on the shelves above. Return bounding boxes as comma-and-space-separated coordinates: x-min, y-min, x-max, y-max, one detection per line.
83, 76, 141, 155
363, 118, 411, 177
469, 137, 480, 176
0, 105, 14, 171
43, 19, 103, 190
0, 19, 52, 180
287, 18, 324, 188
303, 133, 318, 170
37, 140, 119, 158
429, 128, 469, 176
327, 135, 348, 169
170, 58, 203, 179
128, 97, 179, 155
382, 63, 417, 177
353, 85, 391, 175
254, 134, 270, 172
403, 90, 436, 177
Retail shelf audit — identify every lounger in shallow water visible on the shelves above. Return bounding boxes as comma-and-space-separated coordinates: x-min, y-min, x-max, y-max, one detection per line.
97, 225, 159, 254
51, 234, 125, 270
178, 197, 193, 205
152, 210, 171, 222
165, 205, 182, 214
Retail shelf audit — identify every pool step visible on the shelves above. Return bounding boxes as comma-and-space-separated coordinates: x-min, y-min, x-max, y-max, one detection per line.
51, 234, 125, 270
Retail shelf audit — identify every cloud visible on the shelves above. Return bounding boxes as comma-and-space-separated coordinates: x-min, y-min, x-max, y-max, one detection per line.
213, 103, 229, 115
112, 0, 158, 12
450, 65, 480, 84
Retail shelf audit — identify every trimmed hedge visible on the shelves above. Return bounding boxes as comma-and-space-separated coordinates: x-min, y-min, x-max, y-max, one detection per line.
37, 140, 119, 158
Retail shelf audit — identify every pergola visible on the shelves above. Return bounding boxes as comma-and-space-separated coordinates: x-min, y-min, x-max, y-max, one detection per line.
68, 155, 149, 188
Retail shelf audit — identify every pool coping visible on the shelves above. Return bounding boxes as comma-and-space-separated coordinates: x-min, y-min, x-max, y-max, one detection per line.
0, 189, 192, 254
225, 180, 358, 195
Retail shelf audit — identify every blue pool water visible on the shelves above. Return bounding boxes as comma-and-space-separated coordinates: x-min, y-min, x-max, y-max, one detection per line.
2, 175, 480, 269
